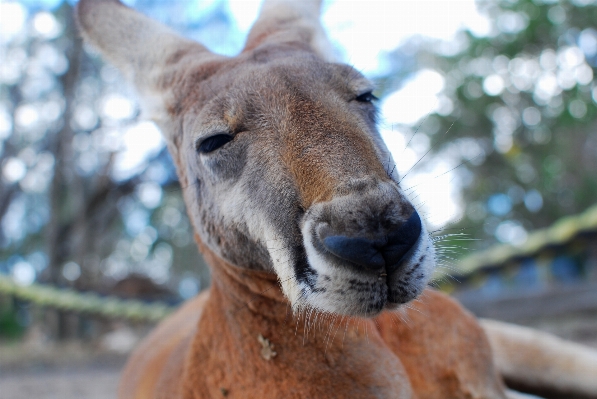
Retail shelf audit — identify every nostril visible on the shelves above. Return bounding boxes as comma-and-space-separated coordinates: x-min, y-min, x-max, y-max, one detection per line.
321, 235, 385, 271
316, 210, 422, 274
383, 211, 422, 272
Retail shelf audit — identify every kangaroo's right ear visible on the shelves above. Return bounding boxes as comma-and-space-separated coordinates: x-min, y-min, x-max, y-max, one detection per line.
76, 0, 223, 128
245, 0, 336, 62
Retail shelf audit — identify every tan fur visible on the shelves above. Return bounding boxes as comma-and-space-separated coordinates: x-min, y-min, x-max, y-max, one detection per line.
482, 319, 597, 398
76, 1, 597, 398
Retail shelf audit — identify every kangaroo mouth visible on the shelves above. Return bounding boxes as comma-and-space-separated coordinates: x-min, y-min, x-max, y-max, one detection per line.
292, 212, 435, 317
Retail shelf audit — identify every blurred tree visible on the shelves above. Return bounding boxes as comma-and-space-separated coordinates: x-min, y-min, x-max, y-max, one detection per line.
1, 0, 217, 339
382, 0, 597, 255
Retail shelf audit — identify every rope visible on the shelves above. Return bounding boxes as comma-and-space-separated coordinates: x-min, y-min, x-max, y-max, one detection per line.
0, 274, 174, 322
456, 202, 597, 275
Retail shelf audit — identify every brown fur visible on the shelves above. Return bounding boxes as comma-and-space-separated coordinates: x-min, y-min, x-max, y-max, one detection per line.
283, 97, 388, 206
120, 241, 506, 399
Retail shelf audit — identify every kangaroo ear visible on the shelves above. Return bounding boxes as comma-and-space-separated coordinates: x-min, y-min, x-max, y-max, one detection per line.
76, 0, 221, 125
244, 0, 336, 61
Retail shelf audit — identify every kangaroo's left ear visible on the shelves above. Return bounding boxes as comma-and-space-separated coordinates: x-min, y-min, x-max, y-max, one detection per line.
76, 0, 225, 128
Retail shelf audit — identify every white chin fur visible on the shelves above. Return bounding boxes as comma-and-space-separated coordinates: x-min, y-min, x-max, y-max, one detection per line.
264, 215, 436, 317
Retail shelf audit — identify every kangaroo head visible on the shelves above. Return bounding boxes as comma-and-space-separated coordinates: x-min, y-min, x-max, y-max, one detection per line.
77, 0, 435, 317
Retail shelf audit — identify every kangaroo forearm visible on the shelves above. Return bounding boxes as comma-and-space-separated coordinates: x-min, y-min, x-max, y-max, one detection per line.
481, 319, 597, 399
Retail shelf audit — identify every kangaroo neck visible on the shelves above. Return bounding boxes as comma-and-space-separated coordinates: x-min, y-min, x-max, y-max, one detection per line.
183, 241, 415, 399
199, 241, 288, 316
201, 240, 374, 331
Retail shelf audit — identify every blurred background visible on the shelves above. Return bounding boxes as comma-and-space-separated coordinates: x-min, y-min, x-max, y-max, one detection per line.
1, 0, 596, 397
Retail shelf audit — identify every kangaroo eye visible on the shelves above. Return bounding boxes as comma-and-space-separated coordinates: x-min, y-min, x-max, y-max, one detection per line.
355, 91, 378, 103
197, 134, 234, 154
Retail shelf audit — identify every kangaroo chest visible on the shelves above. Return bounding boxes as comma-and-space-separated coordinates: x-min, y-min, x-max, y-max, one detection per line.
177, 285, 505, 399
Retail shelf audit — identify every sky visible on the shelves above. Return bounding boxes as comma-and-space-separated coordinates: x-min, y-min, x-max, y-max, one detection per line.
225, 1, 489, 74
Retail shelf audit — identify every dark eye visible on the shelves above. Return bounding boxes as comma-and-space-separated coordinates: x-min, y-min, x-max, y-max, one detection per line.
355, 91, 378, 103
196, 134, 234, 154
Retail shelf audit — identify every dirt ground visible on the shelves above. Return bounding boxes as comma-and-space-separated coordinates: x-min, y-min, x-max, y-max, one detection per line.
0, 367, 121, 399
0, 342, 127, 399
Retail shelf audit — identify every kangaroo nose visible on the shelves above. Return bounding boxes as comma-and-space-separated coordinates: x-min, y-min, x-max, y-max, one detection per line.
320, 211, 422, 272
383, 211, 422, 273
322, 235, 386, 271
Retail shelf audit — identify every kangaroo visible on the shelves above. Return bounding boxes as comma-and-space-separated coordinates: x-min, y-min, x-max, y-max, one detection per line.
76, 1, 597, 398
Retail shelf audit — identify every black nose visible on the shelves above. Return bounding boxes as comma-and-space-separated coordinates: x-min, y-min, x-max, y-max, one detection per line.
320, 211, 422, 272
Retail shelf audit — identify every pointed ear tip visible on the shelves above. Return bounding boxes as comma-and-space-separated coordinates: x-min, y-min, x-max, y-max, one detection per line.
75, 0, 126, 31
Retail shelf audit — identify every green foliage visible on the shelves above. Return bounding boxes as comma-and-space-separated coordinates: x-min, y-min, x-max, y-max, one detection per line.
0, 297, 24, 339
395, 0, 597, 253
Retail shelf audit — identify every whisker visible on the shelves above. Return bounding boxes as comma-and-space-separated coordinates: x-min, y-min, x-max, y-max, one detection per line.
399, 120, 457, 184
402, 104, 437, 153
433, 153, 482, 180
